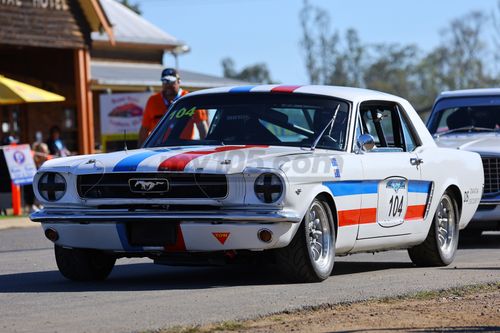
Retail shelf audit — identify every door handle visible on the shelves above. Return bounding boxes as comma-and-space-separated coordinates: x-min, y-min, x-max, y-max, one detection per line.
410, 158, 423, 166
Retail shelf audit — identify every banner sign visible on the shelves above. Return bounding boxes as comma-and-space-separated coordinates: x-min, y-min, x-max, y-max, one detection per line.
100, 92, 151, 136
99, 92, 151, 152
1, 144, 37, 185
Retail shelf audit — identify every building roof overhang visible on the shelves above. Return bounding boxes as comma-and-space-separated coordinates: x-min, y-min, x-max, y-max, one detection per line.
78, 0, 115, 45
90, 60, 250, 91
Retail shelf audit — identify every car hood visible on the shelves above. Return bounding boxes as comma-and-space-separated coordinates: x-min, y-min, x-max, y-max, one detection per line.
40, 145, 318, 175
434, 133, 500, 155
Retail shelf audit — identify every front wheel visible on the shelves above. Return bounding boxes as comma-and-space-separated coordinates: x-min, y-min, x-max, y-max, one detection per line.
55, 245, 116, 281
408, 192, 459, 266
275, 198, 335, 282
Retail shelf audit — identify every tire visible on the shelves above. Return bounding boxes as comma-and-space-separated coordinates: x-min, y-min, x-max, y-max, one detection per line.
408, 192, 459, 266
275, 198, 335, 282
55, 245, 116, 281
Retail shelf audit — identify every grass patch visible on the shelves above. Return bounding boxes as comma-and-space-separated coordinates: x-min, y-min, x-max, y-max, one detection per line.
151, 282, 500, 333
151, 320, 246, 333
213, 321, 245, 331
0, 214, 29, 220
151, 325, 202, 333
410, 282, 498, 300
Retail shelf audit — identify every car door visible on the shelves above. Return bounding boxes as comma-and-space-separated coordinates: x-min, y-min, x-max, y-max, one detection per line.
356, 101, 422, 239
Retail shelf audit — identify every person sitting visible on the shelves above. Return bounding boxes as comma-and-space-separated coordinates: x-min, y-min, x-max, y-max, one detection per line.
47, 126, 70, 157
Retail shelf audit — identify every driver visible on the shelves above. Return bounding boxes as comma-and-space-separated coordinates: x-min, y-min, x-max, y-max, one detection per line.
138, 68, 208, 145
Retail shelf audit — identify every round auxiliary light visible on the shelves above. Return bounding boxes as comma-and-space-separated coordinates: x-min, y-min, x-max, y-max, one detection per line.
254, 173, 283, 203
38, 172, 67, 202
44, 228, 59, 242
257, 229, 273, 243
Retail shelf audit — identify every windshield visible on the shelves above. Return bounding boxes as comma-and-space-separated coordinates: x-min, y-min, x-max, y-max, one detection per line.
428, 97, 500, 135
144, 93, 350, 150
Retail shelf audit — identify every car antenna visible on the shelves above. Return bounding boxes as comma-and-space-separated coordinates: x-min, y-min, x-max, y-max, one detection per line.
123, 129, 128, 151
310, 104, 340, 151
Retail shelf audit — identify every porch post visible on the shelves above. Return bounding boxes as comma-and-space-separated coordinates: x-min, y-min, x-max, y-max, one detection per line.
74, 48, 94, 155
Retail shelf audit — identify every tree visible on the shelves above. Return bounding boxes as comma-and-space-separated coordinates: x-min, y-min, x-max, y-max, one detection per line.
221, 57, 274, 84
120, 0, 141, 15
443, 11, 491, 89
299, 1, 365, 87
299, 0, 339, 85
414, 10, 495, 109
298, 2, 498, 112
364, 43, 420, 101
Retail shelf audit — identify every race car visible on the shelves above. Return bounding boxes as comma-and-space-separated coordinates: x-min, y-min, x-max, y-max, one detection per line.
30, 85, 483, 283
108, 103, 143, 118
427, 88, 500, 234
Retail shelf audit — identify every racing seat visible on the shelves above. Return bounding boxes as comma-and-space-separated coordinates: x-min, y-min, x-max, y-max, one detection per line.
472, 107, 497, 129
206, 109, 278, 144
312, 109, 347, 149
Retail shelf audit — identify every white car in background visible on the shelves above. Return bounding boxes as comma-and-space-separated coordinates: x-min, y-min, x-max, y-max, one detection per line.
31, 85, 483, 283
427, 89, 500, 234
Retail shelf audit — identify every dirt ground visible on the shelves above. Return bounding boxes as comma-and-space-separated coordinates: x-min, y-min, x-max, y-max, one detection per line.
161, 283, 500, 333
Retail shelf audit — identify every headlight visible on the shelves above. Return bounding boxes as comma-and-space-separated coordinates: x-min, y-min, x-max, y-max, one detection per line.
38, 172, 67, 202
254, 173, 283, 203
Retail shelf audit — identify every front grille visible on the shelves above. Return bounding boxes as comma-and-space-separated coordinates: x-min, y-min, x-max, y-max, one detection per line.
77, 173, 227, 199
482, 157, 500, 195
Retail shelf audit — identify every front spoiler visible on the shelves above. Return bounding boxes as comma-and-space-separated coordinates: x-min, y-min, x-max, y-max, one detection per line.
30, 209, 302, 224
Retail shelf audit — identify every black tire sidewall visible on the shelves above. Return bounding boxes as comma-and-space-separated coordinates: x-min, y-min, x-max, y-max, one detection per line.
55, 245, 115, 281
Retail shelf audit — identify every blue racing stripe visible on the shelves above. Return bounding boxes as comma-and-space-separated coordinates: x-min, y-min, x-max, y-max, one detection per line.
113, 151, 162, 172
116, 223, 143, 252
324, 180, 379, 196
229, 86, 256, 93
113, 148, 188, 172
408, 180, 432, 193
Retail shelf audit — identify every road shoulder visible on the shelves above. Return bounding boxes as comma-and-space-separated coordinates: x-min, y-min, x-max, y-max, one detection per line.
157, 283, 500, 333
0, 216, 38, 230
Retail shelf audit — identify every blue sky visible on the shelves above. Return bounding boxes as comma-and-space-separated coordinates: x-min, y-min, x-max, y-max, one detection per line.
137, 0, 498, 84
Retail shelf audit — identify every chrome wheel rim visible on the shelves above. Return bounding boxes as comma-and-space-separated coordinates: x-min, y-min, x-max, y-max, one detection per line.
306, 201, 333, 271
436, 195, 457, 257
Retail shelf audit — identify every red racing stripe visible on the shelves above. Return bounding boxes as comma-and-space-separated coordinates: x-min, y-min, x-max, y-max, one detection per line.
271, 85, 302, 93
158, 145, 267, 171
338, 208, 377, 227
165, 224, 186, 252
405, 205, 426, 220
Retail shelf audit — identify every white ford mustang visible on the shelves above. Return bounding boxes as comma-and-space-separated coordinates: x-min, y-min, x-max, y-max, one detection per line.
31, 85, 483, 283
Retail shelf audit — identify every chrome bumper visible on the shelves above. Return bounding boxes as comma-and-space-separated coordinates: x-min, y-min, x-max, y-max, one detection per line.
30, 209, 302, 224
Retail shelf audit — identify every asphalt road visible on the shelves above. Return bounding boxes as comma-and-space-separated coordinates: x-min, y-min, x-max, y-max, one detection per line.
0, 226, 498, 333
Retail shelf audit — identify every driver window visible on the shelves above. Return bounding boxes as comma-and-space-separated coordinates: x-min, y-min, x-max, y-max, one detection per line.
360, 102, 405, 152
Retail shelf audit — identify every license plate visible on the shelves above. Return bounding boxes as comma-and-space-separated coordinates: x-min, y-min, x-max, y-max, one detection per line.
127, 222, 177, 246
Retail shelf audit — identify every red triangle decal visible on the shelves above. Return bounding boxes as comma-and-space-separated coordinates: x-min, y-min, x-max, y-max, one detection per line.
212, 232, 230, 245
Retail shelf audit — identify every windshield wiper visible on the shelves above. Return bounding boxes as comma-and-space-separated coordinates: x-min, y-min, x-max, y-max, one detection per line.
310, 104, 341, 151
434, 125, 496, 137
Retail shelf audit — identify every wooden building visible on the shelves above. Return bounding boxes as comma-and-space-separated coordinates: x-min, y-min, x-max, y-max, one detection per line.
0, 0, 246, 154
0, 0, 113, 155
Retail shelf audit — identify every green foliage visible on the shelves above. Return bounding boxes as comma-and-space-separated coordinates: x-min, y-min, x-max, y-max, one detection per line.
222, 57, 274, 84
299, 0, 500, 111
120, 0, 141, 15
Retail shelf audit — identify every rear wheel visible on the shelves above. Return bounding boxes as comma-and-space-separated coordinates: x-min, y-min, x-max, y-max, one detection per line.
55, 245, 116, 281
408, 192, 459, 266
276, 198, 335, 282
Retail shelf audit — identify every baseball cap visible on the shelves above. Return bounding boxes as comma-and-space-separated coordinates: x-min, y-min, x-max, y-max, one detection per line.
161, 68, 180, 83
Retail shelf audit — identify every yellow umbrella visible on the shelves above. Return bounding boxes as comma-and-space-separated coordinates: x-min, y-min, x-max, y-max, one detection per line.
0, 75, 65, 105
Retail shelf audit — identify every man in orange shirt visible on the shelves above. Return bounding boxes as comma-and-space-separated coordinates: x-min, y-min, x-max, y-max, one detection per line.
138, 68, 208, 145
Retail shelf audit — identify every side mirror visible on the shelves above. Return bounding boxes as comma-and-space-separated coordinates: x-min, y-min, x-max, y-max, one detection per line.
357, 134, 375, 152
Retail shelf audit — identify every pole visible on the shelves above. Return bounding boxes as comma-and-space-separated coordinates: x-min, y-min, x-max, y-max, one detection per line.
11, 181, 21, 216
